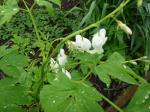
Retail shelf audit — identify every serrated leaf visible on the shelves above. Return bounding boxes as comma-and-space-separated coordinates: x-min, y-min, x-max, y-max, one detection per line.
35, 0, 54, 16
124, 83, 150, 112
94, 52, 138, 85
40, 74, 104, 112
0, 78, 31, 112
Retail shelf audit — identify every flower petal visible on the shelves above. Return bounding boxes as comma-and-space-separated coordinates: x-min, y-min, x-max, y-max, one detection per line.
57, 49, 68, 66
62, 68, 71, 79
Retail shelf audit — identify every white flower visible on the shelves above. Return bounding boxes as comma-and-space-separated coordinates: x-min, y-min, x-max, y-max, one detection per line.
62, 68, 71, 79
57, 49, 68, 66
50, 58, 59, 72
50, 52, 71, 79
117, 20, 132, 35
71, 35, 91, 51
91, 28, 108, 54
69, 28, 108, 54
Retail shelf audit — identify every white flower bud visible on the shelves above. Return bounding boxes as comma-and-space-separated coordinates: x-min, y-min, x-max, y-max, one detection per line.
117, 20, 132, 35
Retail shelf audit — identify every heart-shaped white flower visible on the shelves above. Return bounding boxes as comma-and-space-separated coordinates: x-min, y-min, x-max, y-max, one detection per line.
57, 49, 68, 66
50, 49, 71, 79
91, 28, 108, 54
50, 58, 59, 72
71, 35, 91, 51
69, 28, 108, 54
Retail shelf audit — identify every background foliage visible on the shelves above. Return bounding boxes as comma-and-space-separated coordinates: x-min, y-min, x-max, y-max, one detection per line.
0, 0, 150, 112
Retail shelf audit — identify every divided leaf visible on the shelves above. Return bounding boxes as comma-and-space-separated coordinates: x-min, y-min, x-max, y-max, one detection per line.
40, 74, 104, 112
94, 52, 138, 85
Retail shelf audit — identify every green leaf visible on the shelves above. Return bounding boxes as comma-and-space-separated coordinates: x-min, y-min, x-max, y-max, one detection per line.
0, 46, 28, 77
0, 78, 31, 112
94, 52, 137, 85
124, 83, 150, 112
40, 74, 104, 112
94, 65, 111, 86
35, 0, 54, 16
0, 0, 19, 25
74, 52, 103, 66
0, 46, 17, 58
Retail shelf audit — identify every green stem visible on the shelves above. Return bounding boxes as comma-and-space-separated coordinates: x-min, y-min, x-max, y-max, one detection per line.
124, 56, 148, 63
81, 70, 92, 81
99, 93, 124, 112
123, 57, 148, 84
22, 0, 42, 101
30, 1, 36, 11
22, 0, 40, 41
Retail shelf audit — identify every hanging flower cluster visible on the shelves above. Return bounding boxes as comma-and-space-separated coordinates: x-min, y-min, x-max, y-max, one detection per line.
69, 28, 108, 54
50, 49, 71, 79
50, 28, 108, 79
